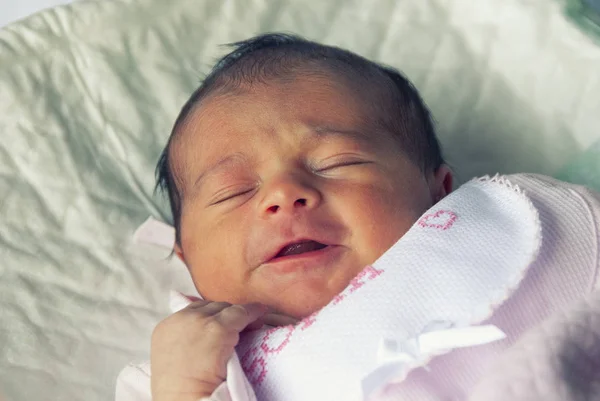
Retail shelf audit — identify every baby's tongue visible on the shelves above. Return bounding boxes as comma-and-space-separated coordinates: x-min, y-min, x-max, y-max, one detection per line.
278, 241, 326, 257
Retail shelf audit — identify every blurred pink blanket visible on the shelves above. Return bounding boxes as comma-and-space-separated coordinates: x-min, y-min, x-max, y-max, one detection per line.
469, 289, 600, 401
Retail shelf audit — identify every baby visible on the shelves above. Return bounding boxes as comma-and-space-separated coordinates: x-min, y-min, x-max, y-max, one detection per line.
116, 34, 600, 401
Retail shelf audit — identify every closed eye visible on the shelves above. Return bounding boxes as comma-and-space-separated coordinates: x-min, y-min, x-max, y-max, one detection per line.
316, 160, 371, 172
209, 188, 255, 205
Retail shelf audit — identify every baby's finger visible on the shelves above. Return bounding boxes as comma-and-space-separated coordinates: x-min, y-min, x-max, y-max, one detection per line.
263, 313, 299, 327
192, 301, 234, 315
182, 299, 211, 310
217, 303, 269, 331
244, 318, 266, 331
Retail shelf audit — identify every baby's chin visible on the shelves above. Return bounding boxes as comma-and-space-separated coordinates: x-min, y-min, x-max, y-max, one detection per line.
278, 301, 327, 320
192, 283, 333, 320
192, 258, 366, 319
263, 285, 344, 320
254, 263, 370, 319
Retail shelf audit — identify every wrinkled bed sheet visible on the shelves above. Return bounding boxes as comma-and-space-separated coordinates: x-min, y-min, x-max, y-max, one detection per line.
0, 0, 77, 28
1, 0, 599, 400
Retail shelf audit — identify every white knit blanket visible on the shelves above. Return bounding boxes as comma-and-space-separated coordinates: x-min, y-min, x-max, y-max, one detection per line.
222, 177, 542, 401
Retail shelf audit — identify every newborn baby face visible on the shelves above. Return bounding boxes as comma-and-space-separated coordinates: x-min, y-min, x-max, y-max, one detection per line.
170, 74, 449, 318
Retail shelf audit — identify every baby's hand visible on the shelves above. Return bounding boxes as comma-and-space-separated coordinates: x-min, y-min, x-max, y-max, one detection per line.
150, 300, 296, 401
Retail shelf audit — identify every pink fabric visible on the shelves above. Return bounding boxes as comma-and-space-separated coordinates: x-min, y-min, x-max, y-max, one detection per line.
373, 174, 600, 400
469, 289, 600, 401
115, 174, 600, 401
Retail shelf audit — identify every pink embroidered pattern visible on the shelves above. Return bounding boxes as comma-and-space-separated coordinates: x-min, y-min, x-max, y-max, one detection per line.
241, 347, 267, 386
333, 265, 383, 303
333, 293, 346, 305
300, 312, 318, 330
418, 210, 457, 230
349, 265, 384, 293
260, 325, 296, 354
241, 264, 386, 387
241, 325, 295, 385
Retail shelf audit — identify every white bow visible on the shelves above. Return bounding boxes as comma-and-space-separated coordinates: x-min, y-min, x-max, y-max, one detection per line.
362, 323, 506, 399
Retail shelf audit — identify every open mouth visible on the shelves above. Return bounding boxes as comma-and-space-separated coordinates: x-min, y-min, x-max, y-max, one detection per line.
274, 240, 328, 258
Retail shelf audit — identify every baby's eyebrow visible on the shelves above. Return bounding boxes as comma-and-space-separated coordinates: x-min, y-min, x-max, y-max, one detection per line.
193, 152, 247, 190
313, 126, 370, 141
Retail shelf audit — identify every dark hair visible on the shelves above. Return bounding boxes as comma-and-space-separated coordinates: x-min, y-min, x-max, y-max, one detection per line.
156, 33, 444, 245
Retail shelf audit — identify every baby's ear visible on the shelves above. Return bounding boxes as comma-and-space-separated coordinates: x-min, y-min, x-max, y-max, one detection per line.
173, 242, 185, 263
431, 164, 453, 202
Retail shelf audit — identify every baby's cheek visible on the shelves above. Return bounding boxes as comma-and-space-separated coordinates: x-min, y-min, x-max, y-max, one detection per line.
183, 230, 244, 302
364, 223, 408, 264
356, 201, 416, 263
188, 259, 247, 304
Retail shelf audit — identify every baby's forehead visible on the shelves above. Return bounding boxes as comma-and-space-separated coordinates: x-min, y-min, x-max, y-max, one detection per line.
169, 80, 399, 178
167, 65, 407, 173
176, 75, 391, 143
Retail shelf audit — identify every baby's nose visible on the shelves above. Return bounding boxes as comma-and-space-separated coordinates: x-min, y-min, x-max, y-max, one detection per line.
266, 197, 307, 213
260, 177, 321, 215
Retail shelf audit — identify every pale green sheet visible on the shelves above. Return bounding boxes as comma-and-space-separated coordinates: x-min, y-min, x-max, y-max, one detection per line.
558, 140, 600, 192
0, 1, 599, 401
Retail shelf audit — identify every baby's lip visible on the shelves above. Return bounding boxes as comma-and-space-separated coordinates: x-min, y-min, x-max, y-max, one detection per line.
264, 237, 333, 263
274, 240, 328, 258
